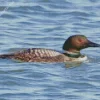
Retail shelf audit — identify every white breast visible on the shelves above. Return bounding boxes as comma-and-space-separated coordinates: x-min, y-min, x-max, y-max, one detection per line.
73, 55, 88, 62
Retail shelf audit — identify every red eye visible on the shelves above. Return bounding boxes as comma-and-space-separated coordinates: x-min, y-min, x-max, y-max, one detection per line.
78, 39, 83, 43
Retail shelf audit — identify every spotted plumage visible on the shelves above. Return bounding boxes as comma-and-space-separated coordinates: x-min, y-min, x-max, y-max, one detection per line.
0, 48, 69, 62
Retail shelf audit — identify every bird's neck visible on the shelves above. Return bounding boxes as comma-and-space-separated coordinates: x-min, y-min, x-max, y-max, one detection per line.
63, 49, 81, 58
66, 48, 80, 53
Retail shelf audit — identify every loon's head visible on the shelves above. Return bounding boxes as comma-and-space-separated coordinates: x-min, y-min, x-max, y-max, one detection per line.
63, 35, 100, 53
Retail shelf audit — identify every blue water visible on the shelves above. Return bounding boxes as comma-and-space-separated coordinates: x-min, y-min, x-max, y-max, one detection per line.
0, 0, 100, 100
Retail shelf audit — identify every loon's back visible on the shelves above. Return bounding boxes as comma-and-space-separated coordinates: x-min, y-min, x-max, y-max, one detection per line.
0, 48, 70, 62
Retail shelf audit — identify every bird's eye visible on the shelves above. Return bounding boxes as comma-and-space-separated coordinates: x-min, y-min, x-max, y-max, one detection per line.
78, 38, 83, 43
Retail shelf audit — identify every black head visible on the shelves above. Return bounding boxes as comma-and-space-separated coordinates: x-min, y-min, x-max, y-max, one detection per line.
63, 35, 100, 52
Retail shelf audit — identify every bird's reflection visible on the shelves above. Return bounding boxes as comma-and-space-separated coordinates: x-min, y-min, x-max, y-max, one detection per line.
65, 61, 83, 68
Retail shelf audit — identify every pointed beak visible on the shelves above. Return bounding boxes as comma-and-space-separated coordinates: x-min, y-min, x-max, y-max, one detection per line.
87, 40, 100, 47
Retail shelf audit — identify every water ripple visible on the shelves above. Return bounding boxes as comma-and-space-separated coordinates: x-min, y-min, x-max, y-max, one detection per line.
0, 0, 100, 100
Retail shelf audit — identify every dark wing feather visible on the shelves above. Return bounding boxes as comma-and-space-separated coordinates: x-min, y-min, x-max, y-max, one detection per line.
11, 48, 62, 62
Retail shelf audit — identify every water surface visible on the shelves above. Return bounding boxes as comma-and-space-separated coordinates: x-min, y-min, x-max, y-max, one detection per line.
0, 0, 100, 100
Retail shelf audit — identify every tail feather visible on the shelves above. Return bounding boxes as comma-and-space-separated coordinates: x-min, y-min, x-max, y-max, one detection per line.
0, 54, 13, 59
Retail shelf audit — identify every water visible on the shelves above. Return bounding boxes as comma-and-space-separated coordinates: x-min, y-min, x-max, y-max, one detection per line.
0, 0, 100, 100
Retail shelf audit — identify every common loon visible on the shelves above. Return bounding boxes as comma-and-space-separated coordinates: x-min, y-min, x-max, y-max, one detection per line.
0, 35, 99, 63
